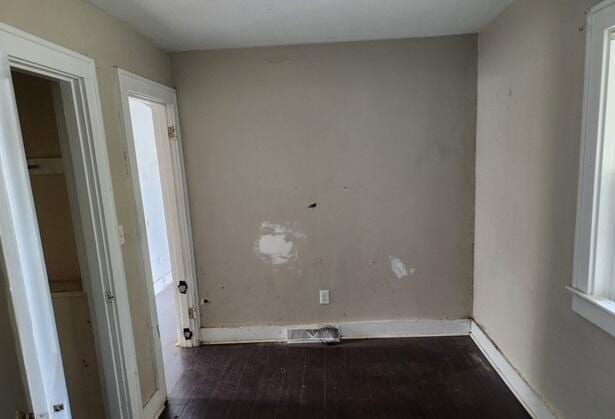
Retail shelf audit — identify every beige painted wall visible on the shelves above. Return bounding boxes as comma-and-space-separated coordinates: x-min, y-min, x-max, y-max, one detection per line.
172, 36, 477, 328
0, 0, 173, 405
474, 0, 615, 418
12, 71, 82, 289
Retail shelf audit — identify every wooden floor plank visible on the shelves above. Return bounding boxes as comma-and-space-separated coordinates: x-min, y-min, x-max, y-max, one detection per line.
323, 343, 349, 419
178, 346, 234, 419
274, 346, 306, 419
344, 344, 374, 418
224, 344, 269, 418
299, 345, 325, 419
203, 344, 256, 419
250, 344, 286, 418
362, 343, 396, 419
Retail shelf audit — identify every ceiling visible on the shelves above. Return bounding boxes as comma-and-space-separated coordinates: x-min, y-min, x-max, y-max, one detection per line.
87, 0, 513, 52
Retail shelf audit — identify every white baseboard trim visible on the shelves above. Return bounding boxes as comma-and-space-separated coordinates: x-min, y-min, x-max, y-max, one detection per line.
199, 318, 471, 344
469, 321, 557, 419
340, 318, 471, 339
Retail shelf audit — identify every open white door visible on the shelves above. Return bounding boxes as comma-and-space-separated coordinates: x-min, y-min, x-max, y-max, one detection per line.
117, 69, 200, 351
117, 69, 200, 418
0, 49, 71, 417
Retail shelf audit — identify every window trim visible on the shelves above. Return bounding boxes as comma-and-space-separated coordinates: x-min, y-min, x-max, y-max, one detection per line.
567, 287, 615, 337
571, 0, 615, 337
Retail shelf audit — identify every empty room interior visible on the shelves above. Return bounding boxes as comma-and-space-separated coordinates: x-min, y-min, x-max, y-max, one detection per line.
2, 0, 615, 418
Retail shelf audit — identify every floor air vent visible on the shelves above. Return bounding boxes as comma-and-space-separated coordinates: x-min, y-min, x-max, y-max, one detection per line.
287, 325, 340, 344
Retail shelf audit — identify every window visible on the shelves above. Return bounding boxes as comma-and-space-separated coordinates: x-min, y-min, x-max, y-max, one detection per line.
571, 0, 615, 337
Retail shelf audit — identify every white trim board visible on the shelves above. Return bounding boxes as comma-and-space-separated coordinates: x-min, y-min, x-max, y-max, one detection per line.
199, 319, 472, 344
568, 286, 615, 338
469, 322, 557, 419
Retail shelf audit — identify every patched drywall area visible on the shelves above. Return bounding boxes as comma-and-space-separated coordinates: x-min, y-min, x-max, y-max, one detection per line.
254, 222, 306, 268
389, 256, 414, 280
172, 35, 476, 327
474, 0, 615, 418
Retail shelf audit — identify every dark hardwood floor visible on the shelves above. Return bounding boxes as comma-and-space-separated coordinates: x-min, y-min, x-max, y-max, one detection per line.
157, 280, 527, 419
157, 333, 529, 418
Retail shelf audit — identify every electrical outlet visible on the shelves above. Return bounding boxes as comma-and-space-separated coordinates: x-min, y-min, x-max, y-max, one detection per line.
319, 289, 330, 305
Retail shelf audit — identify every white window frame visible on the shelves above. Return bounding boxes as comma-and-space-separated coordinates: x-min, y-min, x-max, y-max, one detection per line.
571, 0, 615, 338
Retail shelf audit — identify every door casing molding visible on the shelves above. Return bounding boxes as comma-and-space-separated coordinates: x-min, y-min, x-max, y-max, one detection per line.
0, 23, 141, 418
117, 68, 201, 418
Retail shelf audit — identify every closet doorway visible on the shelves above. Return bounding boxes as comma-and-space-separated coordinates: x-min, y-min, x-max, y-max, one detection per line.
0, 24, 139, 418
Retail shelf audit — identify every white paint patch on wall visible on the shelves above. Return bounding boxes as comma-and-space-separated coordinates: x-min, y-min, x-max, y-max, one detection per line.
258, 235, 294, 265
389, 256, 414, 279
254, 222, 305, 267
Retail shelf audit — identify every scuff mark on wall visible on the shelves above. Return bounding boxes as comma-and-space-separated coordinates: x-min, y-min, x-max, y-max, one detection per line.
254, 222, 306, 267
389, 256, 414, 279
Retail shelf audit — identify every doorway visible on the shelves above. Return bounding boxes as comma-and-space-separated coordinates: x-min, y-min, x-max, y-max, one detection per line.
129, 96, 178, 397
117, 69, 200, 418
12, 69, 105, 418
130, 98, 174, 297
0, 24, 140, 418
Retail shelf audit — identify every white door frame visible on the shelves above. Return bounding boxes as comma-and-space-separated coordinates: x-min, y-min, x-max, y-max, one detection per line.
0, 24, 141, 418
117, 69, 201, 417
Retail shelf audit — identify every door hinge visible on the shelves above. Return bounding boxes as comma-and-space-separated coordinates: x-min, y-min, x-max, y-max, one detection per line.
168, 125, 177, 140
188, 307, 197, 320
